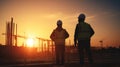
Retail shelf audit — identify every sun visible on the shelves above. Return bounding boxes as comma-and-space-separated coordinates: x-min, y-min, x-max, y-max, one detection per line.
26, 38, 35, 47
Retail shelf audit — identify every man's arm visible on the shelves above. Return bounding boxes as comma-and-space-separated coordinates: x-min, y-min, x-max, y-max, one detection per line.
64, 29, 69, 39
89, 25, 95, 37
74, 24, 79, 47
50, 30, 55, 41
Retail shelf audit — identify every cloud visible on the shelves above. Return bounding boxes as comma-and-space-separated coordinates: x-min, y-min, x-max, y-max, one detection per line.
87, 15, 96, 19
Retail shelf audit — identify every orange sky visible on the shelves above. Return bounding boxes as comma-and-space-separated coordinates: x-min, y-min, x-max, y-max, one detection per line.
0, 0, 120, 47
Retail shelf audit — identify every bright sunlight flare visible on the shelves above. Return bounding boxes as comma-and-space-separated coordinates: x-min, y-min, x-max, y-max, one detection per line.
26, 38, 35, 47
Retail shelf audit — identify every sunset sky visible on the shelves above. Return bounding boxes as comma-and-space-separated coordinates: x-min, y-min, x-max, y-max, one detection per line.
0, 0, 120, 47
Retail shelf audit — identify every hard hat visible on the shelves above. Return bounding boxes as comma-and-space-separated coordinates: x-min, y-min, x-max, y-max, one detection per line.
78, 13, 86, 19
57, 20, 62, 25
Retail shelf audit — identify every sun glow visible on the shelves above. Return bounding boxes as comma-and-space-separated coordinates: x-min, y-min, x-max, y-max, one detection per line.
26, 38, 35, 47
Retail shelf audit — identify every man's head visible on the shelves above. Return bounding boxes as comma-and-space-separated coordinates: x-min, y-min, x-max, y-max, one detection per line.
57, 20, 62, 27
78, 13, 86, 22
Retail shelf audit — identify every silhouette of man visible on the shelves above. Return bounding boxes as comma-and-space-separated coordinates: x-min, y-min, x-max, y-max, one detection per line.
50, 20, 69, 65
74, 13, 95, 65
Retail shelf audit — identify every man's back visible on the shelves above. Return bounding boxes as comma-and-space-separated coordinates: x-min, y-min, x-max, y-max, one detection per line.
74, 13, 94, 65
51, 28, 69, 44
76, 22, 94, 40
50, 20, 69, 65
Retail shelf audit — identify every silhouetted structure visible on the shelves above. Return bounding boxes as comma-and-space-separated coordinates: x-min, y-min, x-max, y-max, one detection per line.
3, 17, 54, 52
99, 40, 103, 49
36, 37, 54, 52
6, 17, 14, 46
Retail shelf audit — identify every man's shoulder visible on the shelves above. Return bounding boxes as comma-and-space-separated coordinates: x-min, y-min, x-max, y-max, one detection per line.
77, 22, 90, 26
53, 28, 66, 32
52, 29, 57, 33
62, 28, 66, 31
84, 22, 90, 25
80, 22, 91, 27
53, 29, 56, 32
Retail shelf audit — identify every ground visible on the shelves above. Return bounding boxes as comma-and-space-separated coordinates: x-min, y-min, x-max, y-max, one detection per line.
0, 47, 120, 67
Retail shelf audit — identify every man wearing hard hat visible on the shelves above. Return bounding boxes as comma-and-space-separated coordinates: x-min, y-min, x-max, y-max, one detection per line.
74, 13, 95, 65
50, 20, 69, 66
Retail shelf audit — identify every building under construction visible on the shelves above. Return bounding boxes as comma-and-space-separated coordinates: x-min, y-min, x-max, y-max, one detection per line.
5, 17, 17, 46
0, 17, 80, 62
3, 17, 54, 52
0, 17, 55, 59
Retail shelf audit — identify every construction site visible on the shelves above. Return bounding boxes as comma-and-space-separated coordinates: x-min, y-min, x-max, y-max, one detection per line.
0, 18, 120, 67
0, 17, 78, 64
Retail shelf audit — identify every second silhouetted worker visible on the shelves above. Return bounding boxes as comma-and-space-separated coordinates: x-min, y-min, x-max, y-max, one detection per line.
74, 13, 95, 65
